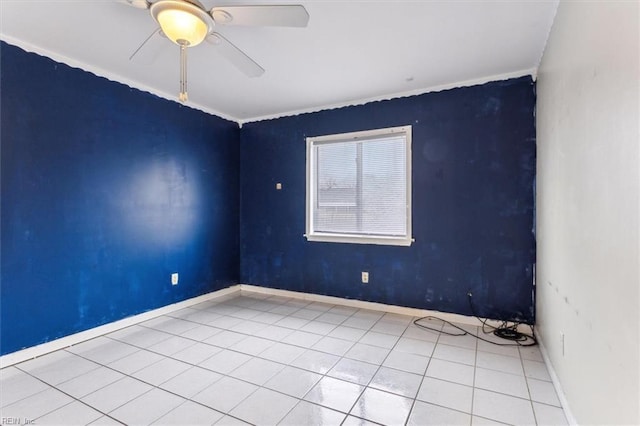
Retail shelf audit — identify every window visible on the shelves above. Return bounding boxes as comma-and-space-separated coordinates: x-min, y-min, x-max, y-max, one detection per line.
305, 125, 412, 246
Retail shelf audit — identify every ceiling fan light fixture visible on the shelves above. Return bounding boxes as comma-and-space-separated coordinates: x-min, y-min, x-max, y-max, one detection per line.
151, 1, 210, 47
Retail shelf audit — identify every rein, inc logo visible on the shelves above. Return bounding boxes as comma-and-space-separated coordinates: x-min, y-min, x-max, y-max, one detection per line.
1, 418, 35, 425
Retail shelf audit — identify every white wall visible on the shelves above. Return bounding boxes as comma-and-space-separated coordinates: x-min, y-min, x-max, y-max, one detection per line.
536, 1, 639, 424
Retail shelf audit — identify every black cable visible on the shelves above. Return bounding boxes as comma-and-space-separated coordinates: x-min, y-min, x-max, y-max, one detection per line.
413, 293, 538, 346
465, 292, 537, 345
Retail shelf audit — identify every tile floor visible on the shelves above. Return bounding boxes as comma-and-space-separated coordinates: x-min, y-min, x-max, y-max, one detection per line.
0, 293, 568, 425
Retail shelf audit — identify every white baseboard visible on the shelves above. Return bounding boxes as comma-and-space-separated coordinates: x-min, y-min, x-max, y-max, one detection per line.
2, 283, 574, 424
239, 284, 532, 333
1, 283, 533, 369
0, 285, 242, 368
535, 328, 578, 425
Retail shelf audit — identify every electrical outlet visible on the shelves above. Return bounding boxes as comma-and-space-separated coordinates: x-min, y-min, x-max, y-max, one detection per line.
361, 271, 369, 283
171, 273, 179, 285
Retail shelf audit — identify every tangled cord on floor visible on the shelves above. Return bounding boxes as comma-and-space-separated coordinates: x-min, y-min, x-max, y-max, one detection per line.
413, 293, 538, 346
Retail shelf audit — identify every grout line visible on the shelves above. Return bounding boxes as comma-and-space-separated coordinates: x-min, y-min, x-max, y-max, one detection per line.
470, 323, 479, 425
0, 286, 243, 368
60, 324, 277, 423
3, 294, 551, 426
12, 365, 125, 425
120, 299, 538, 403
404, 317, 443, 425
520, 344, 540, 425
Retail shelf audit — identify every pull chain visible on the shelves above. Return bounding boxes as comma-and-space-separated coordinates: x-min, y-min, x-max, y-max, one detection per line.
179, 43, 188, 102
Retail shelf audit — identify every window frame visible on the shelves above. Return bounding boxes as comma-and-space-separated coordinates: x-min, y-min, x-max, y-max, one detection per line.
305, 125, 413, 247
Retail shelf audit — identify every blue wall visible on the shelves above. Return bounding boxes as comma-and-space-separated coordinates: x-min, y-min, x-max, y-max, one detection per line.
1, 42, 240, 355
240, 78, 536, 323
1, 40, 536, 356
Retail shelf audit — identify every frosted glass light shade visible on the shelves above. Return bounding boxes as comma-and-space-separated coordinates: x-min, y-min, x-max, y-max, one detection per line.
157, 8, 208, 46
150, 1, 211, 47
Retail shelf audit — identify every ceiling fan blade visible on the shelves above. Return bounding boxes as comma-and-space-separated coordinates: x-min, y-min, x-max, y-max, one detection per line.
206, 33, 265, 78
129, 28, 166, 63
210, 5, 309, 27
118, 0, 150, 10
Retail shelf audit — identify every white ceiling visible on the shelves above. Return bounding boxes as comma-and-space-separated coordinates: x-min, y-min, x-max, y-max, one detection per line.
0, 0, 558, 123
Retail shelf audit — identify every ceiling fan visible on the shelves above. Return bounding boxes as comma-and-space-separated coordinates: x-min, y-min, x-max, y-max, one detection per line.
122, 0, 309, 102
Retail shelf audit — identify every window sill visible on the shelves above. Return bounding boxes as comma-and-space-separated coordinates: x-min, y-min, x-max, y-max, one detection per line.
305, 232, 413, 247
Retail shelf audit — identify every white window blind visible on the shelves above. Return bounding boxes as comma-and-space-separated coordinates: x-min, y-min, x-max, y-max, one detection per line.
306, 126, 412, 246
